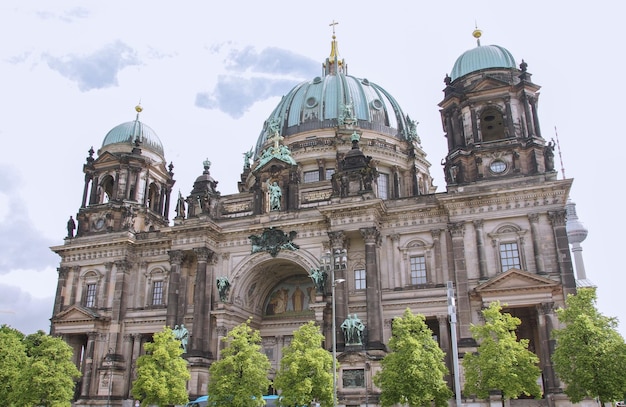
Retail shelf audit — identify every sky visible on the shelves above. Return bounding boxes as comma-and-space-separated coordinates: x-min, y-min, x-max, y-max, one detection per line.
0, 1, 624, 337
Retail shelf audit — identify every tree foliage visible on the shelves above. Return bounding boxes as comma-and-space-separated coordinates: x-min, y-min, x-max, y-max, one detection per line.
0, 325, 28, 406
0, 325, 81, 407
552, 288, 626, 404
208, 319, 271, 407
274, 321, 333, 407
373, 308, 452, 407
462, 301, 542, 401
131, 327, 190, 407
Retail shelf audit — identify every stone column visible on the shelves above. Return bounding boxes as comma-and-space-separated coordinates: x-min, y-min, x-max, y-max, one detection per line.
110, 260, 131, 354
69, 265, 80, 306
536, 302, 558, 394
528, 213, 545, 274
80, 331, 97, 397
431, 229, 444, 284
82, 173, 92, 208
167, 250, 184, 327
360, 227, 384, 349
191, 247, 212, 355
122, 334, 134, 398
89, 172, 99, 205
328, 231, 347, 350
389, 234, 400, 288
163, 186, 172, 220
505, 97, 515, 138
53, 266, 69, 317
548, 210, 576, 295
473, 220, 488, 280
448, 222, 471, 339
529, 95, 541, 138
437, 315, 452, 385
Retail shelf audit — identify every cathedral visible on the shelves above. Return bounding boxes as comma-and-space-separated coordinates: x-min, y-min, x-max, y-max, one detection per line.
50, 28, 587, 406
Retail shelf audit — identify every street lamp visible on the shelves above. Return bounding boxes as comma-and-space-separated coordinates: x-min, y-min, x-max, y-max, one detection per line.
321, 249, 347, 407
447, 281, 462, 407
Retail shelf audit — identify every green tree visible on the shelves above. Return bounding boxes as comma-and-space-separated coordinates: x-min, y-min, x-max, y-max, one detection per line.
20, 331, 82, 406
0, 327, 82, 407
462, 301, 542, 403
552, 288, 626, 404
373, 308, 452, 407
0, 325, 28, 406
274, 321, 333, 407
208, 319, 271, 407
131, 327, 190, 407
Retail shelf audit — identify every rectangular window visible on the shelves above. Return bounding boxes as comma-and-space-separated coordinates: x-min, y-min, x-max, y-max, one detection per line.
410, 256, 427, 285
354, 269, 366, 290
499, 242, 521, 272
325, 168, 335, 180
342, 369, 365, 387
378, 173, 389, 199
152, 280, 164, 305
303, 170, 320, 183
85, 283, 96, 307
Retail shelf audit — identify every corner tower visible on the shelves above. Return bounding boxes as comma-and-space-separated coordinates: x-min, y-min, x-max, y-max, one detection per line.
75, 105, 175, 236
439, 29, 556, 190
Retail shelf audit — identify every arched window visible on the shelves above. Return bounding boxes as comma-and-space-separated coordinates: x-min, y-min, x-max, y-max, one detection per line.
480, 108, 505, 142
148, 182, 160, 212
100, 175, 114, 203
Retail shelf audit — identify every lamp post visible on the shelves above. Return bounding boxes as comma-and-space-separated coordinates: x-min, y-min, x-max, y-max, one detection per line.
321, 249, 347, 407
447, 281, 462, 407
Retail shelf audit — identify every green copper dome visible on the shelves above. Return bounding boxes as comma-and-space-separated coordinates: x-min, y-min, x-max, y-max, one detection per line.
254, 33, 418, 157
101, 106, 164, 157
450, 30, 516, 81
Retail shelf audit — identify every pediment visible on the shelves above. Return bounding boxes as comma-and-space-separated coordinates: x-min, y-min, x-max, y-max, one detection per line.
468, 76, 510, 93
473, 268, 560, 306
93, 151, 120, 165
253, 156, 297, 174
53, 304, 105, 324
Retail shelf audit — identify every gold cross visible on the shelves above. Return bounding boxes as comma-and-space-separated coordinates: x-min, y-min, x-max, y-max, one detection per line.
329, 20, 338, 35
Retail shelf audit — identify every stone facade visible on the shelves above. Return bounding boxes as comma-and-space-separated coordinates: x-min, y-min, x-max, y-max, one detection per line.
50, 34, 579, 407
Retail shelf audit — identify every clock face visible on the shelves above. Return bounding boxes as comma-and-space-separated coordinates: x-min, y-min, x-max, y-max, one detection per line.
95, 218, 105, 230
490, 160, 507, 174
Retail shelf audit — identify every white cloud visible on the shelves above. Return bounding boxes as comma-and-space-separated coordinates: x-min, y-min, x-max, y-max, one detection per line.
0, 1, 623, 339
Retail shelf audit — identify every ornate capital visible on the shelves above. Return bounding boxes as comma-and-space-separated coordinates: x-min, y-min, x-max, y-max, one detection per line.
194, 247, 213, 263
360, 227, 380, 245
528, 213, 540, 223
430, 229, 442, 240
57, 266, 69, 278
472, 219, 484, 229
448, 222, 465, 238
548, 209, 567, 226
114, 260, 132, 273
168, 250, 184, 266
328, 231, 346, 248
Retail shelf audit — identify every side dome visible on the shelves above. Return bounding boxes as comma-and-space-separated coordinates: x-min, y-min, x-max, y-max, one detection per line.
101, 106, 164, 158
255, 74, 415, 156
450, 30, 516, 81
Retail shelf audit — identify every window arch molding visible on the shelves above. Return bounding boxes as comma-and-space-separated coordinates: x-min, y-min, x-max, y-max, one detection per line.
80, 269, 103, 308
487, 223, 528, 274
144, 266, 170, 307
399, 239, 434, 287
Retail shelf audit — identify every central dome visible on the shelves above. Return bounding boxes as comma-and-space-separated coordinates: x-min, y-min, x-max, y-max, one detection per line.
255, 36, 415, 157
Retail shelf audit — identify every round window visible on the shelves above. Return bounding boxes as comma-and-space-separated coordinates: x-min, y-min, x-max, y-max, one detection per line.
490, 160, 507, 174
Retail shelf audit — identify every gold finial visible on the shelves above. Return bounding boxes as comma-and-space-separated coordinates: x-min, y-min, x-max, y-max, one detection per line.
135, 104, 143, 113
472, 24, 482, 46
